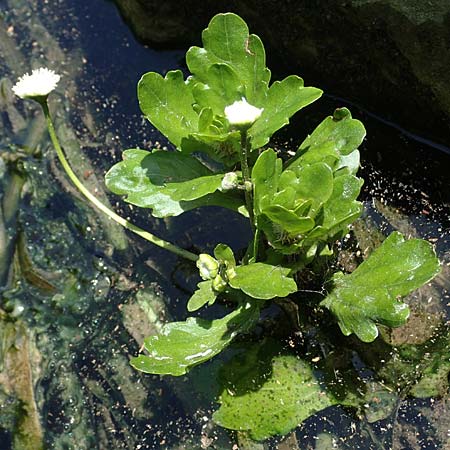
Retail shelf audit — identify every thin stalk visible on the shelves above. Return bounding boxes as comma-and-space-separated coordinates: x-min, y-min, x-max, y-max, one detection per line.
40, 100, 198, 262
239, 129, 255, 233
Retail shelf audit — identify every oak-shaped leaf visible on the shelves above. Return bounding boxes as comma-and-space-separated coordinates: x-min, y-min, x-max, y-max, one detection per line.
186, 13, 270, 106
187, 281, 217, 312
138, 70, 198, 148
248, 75, 322, 149
321, 232, 440, 342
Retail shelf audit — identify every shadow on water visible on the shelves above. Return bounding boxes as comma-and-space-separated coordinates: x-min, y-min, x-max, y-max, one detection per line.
0, 0, 448, 449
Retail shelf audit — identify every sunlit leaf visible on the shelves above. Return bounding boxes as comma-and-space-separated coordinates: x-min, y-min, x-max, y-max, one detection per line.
251, 149, 282, 215
249, 76, 322, 149
321, 232, 441, 342
138, 70, 198, 148
186, 13, 270, 105
214, 244, 236, 268
297, 107, 366, 158
321, 174, 363, 233
105, 149, 242, 217
187, 281, 217, 312
283, 162, 334, 215
263, 205, 314, 235
229, 263, 297, 299
191, 63, 242, 115
131, 304, 260, 376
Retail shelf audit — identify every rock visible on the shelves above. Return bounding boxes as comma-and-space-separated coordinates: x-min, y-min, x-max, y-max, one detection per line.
112, 0, 450, 144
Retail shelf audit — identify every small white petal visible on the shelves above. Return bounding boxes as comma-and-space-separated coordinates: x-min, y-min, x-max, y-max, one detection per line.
224, 98, 263, 127
12, 67, 60, 99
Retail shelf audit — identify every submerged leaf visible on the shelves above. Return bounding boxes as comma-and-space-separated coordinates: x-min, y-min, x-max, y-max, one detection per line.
131, 304, 259, 376
321, 232, 441, 342
213, 340, 336, 440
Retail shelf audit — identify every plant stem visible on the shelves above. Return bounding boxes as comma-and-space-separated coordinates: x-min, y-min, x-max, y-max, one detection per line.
239, 129, 255, 233
40, 100, 198, 262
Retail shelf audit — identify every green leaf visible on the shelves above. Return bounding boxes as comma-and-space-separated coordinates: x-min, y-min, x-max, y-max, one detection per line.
297, 107, 366, 157
131, 304, 259, 376
105, 149, 240, 217
249, 76, 322, 149
181, 131, 242, 166
284, 163, 334, 215
321, 174, 363, 232
336, 149, 360, 175
214, 244, 236, 268
251, 149, 282, 215
187, 281, 217, 312
186, 13, 271, 105
191, 63, 243, 115
263, 205, 314, 235
289, 141, 340, 169
213, 339, 337, 440
321, 232, 441, 342
138, 70, 198, 148
229, 263, 297, 299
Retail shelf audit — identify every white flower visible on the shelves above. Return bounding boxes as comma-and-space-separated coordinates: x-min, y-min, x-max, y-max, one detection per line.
224, 98, 263, 128
12, 68, 60, 99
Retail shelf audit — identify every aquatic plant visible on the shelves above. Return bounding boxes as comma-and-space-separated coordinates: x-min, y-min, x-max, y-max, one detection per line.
14, 12, 441, 440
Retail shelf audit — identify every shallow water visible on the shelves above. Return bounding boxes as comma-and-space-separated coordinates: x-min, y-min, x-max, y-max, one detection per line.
0, 1, 449, 449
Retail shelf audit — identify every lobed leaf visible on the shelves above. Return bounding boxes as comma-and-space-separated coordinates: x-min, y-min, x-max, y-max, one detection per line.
187, 281, 217, 312
297, 107, 366, 158
138, 70, 198, 148
263, 205, 314, 235
186, 13, 271, 105
131, 304, 260, 376
251, 149, 282, 215
229, 263, 297, 299
249, 76, 322, 149
321, 232, 441, 342
282, 162, 334, 215
320, 174, 363, 233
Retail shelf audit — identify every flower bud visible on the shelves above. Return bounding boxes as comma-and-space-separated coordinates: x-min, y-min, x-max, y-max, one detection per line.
221, 172, 239, 191
212, 274, 227, 292
197, 254, 219, 280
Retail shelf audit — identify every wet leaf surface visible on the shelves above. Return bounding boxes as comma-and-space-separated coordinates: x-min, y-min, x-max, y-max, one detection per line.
131, 304, 259, 376
322, 231, 441, 342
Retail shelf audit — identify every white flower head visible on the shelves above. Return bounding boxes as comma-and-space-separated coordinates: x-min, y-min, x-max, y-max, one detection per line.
224, 98, 263, 128
12, 68, 60, 99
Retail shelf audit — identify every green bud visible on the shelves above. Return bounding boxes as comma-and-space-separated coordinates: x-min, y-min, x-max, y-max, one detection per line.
212, 274, 227, 292
197, 254, 219, 280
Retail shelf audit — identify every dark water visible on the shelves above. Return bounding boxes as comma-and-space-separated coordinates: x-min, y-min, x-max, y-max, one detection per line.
0, 0, 449, 449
